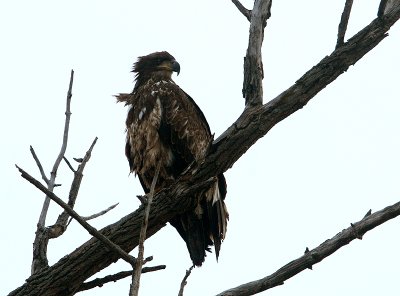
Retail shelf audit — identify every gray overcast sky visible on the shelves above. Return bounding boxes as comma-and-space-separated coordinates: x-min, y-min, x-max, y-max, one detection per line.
1, 1, 400, 295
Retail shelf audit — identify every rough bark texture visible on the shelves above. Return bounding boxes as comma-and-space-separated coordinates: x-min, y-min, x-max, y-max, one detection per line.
9, 179, 214, 296
242, 0, 272, 106
8, 3, 400, 296
216, 201, 400, 296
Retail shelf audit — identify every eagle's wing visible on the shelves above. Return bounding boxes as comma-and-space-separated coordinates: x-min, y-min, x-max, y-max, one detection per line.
159, 83, 212, 167
158, 82, 228, 265
122, 80, 228, 266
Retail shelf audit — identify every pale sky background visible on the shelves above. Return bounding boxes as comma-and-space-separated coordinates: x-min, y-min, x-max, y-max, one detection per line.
1, 1, 400, 295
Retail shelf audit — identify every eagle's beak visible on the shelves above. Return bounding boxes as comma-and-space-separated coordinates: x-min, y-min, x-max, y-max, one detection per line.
172, 60, 180, 76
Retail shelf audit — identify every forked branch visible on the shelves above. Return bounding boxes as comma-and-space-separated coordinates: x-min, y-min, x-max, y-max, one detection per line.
16, 165, 136, 266
32, 69, 74, 274
336, 0, 354, 48
53, 137, 98, 234
232, 0, 251, 21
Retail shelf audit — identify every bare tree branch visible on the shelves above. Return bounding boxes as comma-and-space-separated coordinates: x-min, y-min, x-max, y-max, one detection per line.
215, 202, 400, 296
16, 165, 136, 267
232, 0, 251, 21
178, 266, 194, 296
30, 146, 49, 184
243, 0, 272, 106
210, 5, 400, 177
130, 162, 161, 296
81, 203, 119, 221
336, 0, 354, 48
9, 4, 400, 296
77, 265, 166, 292
379, 0, 389, 17
32, 69, 74, 274
38, 69, 74, 227
378, 0, 399, 16
63, 156, 76, 173
9, 177, 215, 296
53, 137, 98, 233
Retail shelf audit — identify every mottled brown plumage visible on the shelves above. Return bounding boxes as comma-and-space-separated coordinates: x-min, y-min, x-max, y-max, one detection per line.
117, 51, 228, 266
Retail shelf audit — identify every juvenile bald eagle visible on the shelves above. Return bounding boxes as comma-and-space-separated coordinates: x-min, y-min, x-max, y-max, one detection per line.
117, 51, 228, 266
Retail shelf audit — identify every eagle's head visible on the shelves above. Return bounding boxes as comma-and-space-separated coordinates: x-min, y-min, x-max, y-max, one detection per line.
133, 51, 180, 83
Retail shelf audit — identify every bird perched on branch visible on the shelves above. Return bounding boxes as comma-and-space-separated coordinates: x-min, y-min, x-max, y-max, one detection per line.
117, 51, 228, 266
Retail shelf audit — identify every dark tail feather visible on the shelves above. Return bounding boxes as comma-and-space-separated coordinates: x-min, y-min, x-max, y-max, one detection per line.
183, 212, 209, 266
169, 174, 228, 266
171, 211, 210, 266
206, 174, 228, 260
207, 199, 225, 259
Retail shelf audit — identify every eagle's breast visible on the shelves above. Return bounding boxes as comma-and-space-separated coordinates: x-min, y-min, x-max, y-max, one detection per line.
127, 79, 175, 189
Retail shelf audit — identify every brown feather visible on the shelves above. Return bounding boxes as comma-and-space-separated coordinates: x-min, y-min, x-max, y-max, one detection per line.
119, 51, 228, 266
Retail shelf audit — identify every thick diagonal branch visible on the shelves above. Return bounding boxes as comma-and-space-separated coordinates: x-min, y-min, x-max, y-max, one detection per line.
211, 5, 400, 176
9, 5, 400, 296
215, 203, 400, 296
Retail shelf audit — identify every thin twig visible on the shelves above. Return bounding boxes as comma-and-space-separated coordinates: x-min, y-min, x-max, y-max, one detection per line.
77, 265, 166, 292
16, 165, 136, 266
232, 0, 251, 21
29, 146, 49, 184
82, 203, 119, 221
143, 255, 153, 265
130, 161, 162, 296
55, 137, 98, 228
37, 69, 74, 228
336, 0, 354, 49
63, 156, 76, 173
178, 266, 194, 296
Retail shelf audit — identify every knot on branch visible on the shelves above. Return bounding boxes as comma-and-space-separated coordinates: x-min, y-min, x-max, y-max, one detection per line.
48, 223, 66, 239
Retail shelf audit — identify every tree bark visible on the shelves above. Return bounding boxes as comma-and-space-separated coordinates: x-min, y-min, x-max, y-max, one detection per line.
8, 3, 400, 296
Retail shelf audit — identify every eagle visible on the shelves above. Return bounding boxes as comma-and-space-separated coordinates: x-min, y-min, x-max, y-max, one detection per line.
117, 51, 228, 266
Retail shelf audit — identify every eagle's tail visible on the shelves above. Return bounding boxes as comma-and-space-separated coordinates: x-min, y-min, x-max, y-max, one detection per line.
205, 174, 228, 260
170, 174, 228, 267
